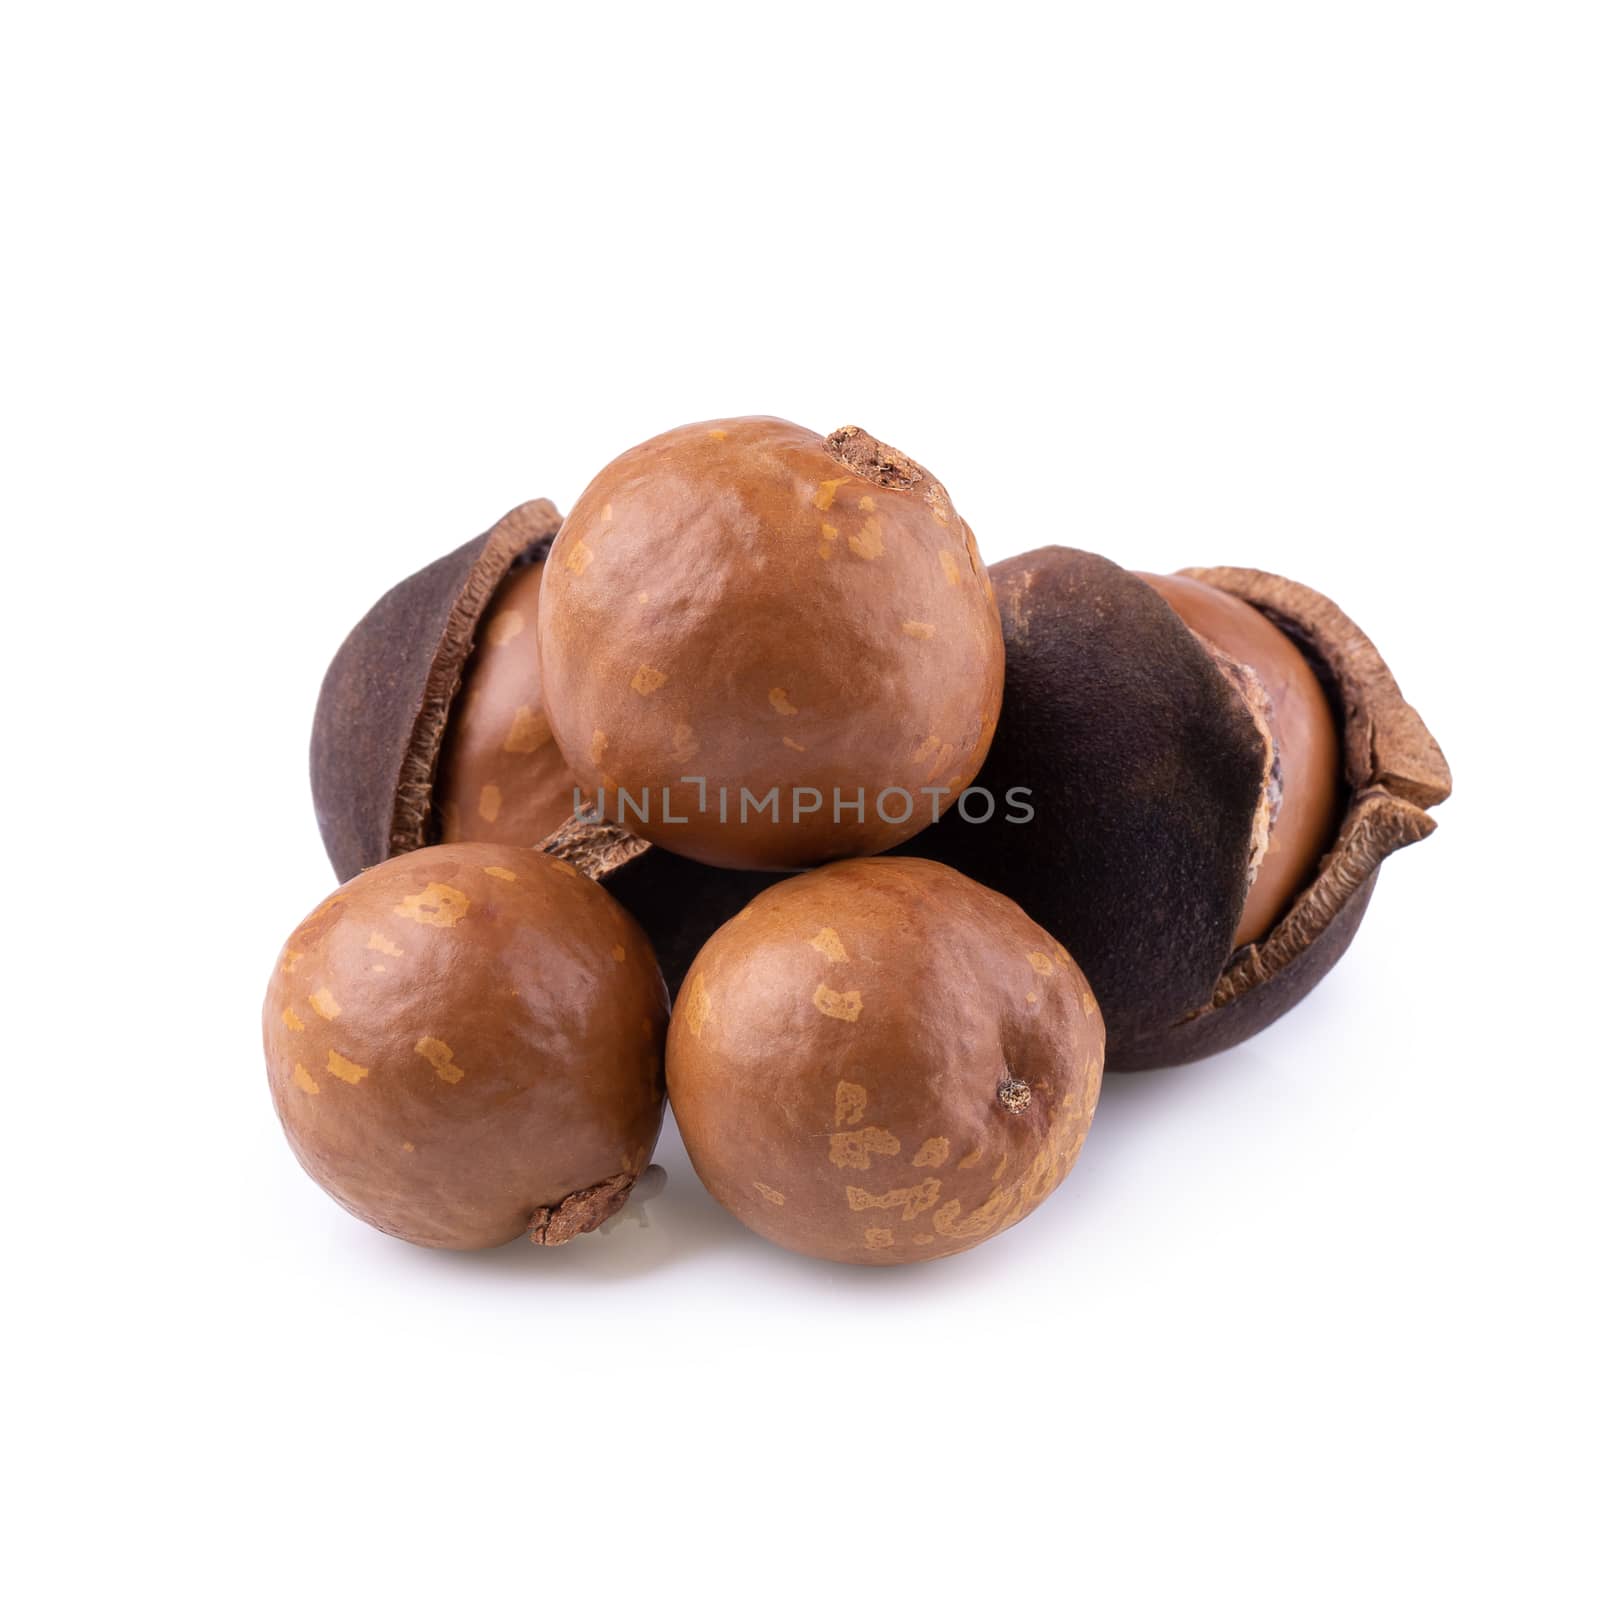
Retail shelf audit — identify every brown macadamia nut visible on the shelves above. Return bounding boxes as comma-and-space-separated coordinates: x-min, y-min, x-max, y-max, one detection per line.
538, 417, 1005, 870
263, 843, 667, 1249
667, 857, 1104, 1265
904, 550, 1450, 1071
434, 559, 576, 849
1140, 571, 1342, 947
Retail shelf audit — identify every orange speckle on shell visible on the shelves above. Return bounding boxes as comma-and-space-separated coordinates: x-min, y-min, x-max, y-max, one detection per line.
769, 687, 799, 717
503, 705, 548, 754
829, 1126, 901, 1170
846, 1179, 941, 1221
291, 1062, 319, 1095
396, 883, 471, 927
415, 1036, 463, 1085
483, 866, 517, 882
631, 664, 668, 696
684, 974, 711, 1038
835, 1082, 868, 1127
901, 620, 936, 639
848, 518, 884, 560
308, 986, 341, 1021
812, 985, 863, 1023
281, 1006, 305, 1033
324, 1050, 368, 1085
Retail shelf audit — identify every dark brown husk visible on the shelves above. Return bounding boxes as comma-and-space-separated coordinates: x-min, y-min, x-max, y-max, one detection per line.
311, 499, 562, 881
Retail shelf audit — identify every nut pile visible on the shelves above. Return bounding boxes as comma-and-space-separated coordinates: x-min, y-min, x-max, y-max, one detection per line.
267, 416, 1451, 1266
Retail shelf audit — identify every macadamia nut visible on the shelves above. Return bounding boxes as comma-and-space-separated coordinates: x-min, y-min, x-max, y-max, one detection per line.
263, 843, 667, 1249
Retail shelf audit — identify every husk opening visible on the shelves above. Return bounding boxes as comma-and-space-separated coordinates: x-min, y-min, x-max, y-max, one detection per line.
390, 498, 561, 857
1179, 566, 1452, 1017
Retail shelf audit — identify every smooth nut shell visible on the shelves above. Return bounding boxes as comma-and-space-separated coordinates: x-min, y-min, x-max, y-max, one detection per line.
538, 417, 1006, 870
1141, 571, 1343, 947
434, 560, 576, 849
263, 843, 668, 1249
667, 857, 1105, 1266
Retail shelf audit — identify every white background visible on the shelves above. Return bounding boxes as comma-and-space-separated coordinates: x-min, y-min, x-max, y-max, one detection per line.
4, 4, 1595, 1596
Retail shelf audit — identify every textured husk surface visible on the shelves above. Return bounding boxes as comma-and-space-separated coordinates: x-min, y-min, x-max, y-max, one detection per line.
310, 499, 561, 882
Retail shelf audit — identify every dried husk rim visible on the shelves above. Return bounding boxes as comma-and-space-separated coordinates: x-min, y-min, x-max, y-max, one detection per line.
1119, 565, 1453, 1070
311, 499, 562, 882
